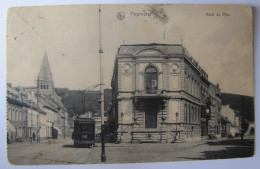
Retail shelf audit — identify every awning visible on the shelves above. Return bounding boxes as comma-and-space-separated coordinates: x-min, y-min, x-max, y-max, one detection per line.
53, 125, 62, 134
7, 120, 16, 132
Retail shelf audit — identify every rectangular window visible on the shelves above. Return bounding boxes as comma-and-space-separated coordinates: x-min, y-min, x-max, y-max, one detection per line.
8, 107, 11, 120
15, 110, 17, 121
201, 106, 206, 118
18, 111, 20, 121
20, 111, 22, 121
11, 109, 14, 120
184, 105, 187, 122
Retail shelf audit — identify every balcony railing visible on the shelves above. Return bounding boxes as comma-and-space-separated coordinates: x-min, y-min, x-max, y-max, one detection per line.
133, 90, 169, 98
145, 89, 158, 94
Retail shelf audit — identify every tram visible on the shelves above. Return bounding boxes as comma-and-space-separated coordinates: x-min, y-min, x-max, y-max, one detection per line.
72, 118, 95, 147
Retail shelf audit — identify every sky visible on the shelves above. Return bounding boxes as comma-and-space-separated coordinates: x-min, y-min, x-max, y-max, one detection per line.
6, 4, 254, 96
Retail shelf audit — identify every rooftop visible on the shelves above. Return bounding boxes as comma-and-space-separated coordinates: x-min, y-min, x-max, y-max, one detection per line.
117, 43, 208, 80
118, 43, 184, 56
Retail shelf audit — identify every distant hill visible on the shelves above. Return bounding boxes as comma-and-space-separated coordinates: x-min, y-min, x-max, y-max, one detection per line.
55, 88, 112, 117
55, 88, 254, 122
221, 93, 254, 122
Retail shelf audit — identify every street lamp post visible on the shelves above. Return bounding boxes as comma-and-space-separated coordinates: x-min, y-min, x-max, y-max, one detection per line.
29, 101, 33, 144
64, 110, 66, 139
25, 106, 28, 141
99, 4, 106, 162
120, 112, 124, 142
175, 112, 179, 141
206, 108, 210, 138
37, 113, 40, 143
37, 76, 41, 143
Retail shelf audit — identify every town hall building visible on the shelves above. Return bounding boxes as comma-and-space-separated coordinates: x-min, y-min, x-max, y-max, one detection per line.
110, 43, 221, 143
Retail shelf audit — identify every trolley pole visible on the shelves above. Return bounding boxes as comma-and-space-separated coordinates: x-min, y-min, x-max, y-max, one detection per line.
175, 112, 178, 141
30, 102, 33, 144
99, 4, 106, 162
37, 76, 40, 143
64, 110, 66, 139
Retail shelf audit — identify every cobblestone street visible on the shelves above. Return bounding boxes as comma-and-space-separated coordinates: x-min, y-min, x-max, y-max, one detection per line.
7, 137, 254, 165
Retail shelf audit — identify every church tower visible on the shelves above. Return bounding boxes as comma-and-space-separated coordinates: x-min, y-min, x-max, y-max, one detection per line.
38, 51, 54, 97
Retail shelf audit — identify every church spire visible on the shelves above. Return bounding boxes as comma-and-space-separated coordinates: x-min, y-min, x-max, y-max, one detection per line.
39, 50, 53, 80
38, 51, 54, 97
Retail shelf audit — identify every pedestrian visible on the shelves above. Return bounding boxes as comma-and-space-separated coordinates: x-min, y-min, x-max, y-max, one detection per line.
7, 132, 9, 144
240, 119, 249, 140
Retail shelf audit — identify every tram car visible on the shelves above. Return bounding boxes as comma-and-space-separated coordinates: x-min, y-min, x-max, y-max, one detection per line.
72, 118, 95, 147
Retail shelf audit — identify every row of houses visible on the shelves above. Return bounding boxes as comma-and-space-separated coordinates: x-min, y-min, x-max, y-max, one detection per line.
6, 52, 70, 143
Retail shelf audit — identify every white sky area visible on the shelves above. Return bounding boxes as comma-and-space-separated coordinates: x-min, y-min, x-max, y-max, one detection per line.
6, 4, 254, 96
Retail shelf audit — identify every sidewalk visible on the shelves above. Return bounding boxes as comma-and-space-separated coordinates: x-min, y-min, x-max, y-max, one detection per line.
8, 137, 208, 149
9, 136, 252, 149
206, 135, 255, 142
7, 137, 71, 149
95, 139, 206, 148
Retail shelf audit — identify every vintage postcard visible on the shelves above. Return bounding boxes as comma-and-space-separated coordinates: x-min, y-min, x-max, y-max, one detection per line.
6, 4, 254, 165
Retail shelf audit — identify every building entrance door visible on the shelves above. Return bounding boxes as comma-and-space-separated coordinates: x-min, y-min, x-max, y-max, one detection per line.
145, 100, 157, 128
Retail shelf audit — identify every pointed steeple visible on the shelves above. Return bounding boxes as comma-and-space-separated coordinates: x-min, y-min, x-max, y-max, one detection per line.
38, 50, 54, 97
38, 50, 53, 81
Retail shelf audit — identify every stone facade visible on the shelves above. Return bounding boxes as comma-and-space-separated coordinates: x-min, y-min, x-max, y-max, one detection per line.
6, 84, 45, 142
110, 43, 222, 143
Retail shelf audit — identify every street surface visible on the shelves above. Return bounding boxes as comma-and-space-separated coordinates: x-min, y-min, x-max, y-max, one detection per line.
7, 137, 254, 165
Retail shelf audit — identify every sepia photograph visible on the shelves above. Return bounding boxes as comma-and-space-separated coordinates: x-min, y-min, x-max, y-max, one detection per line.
4, 3, 255, 166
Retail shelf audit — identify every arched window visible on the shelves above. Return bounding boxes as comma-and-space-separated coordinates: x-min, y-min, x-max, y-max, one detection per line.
11, 108, 14, 121
193, 106, 195, 123
191, 106, 194, 123
15, 110, 17, 121
8, 107, 11, 120
185, 71, 188, 91
190, 77, 193, 94
194, 80, 197, 97
187, 105, 190, 123
197, 107, 199, 123
145, 66, 158, 94
198, 83, 200, 97
184, 104, 187, 122
191, 77, 193, 95
195, 107, 197, 123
